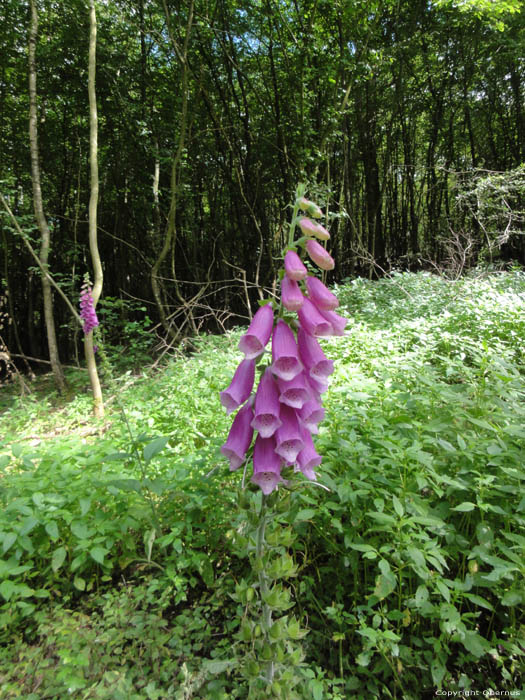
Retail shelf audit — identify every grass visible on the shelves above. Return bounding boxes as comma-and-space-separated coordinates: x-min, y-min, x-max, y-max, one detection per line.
0, 270, 524, 699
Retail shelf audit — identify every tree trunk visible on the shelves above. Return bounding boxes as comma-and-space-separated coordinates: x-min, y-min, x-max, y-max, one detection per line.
87, 0, 104, 418
28, 0, 66, 393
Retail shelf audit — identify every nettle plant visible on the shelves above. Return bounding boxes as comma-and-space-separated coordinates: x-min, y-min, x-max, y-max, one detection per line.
218, 185, 347, 698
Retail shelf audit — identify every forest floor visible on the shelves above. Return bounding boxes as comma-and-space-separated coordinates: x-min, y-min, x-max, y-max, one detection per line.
0, 271, 524, 699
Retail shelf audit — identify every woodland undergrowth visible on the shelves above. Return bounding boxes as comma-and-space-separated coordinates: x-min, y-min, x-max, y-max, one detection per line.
0, 270, 524, 699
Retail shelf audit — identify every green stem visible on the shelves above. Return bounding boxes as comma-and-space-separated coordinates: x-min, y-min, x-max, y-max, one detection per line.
255, 495, 274, 684
287, 183, 306, 248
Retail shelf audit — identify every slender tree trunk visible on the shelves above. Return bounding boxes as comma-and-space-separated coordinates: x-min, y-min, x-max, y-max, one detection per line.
87, 0, 104, 417
151, 0, 194, 341
28, 0, 66, 393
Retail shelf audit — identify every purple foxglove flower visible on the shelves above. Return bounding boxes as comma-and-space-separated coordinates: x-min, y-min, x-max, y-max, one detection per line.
79, 286, 99, 335
296, 426, 321, 480
297, 217, 329, 240
298, 399, 325, 435
271, 320, 303, 381
220, 358, 256, 414
284, 250, 307, 281
251, 367, 282, 437
238, 304, 274, 359
305, 276, 339, 311
298, 217, 320, 237
281, 276, 304, 312
297, 299, 332, 337
251, 435, 283, 495
305, 239, 335, 271
297, 327, 334, 382
275, 405, 304, 464
277, 371, 311, 409
221, 401, 254, 470
318, 308, 348, 336
307, 374, 329, 395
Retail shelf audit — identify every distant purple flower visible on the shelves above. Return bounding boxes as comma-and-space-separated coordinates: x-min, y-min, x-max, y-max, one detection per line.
251, 367, 282, 438
271, 320, 303, 381
251, 435, 283, 494
220, 359, 256, 414
221, 401, 254, 470
238, 304, 274, 359
79, 285, 99, 335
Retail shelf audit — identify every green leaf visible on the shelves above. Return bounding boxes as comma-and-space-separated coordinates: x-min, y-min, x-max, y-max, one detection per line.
45, 520, 59, 541
294, 508, 316, 522
73, 576, 86, 591
452, 502, 476, 512
415, 585, 429, 606
0, 580, 16, 601
203, 659, 236, 675
2, 532, 17, 554
392, 495, 404, 517
436, 580, 450, 603
501, 590, 522, 607
107, 478, 142, 493
407, 547, 426, 569
464, 593, 494, 611
32, 492, 45, 507
431, 658, 446, 686
461, 631, 489, 658
20, 516, 39, 536
90, 547, 108, 565
51, 547, 67, 573
143, 436, 170, 462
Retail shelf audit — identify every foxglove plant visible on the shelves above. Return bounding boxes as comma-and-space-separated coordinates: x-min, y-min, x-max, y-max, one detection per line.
219, 184, 345, 694
79, 282, 99, 335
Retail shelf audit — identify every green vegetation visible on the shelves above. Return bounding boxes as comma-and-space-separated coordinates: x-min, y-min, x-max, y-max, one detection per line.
1, 271, 524, 698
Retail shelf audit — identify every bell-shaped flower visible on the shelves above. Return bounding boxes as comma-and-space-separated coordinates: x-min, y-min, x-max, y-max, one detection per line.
251, 435, 283, 495
297, 299, 332, 337
251, 367, 282, 438
305, 239, 335, 271
298, 217, 318, 237
284, 250, 307, 281
238, 303, 274, 359
305, 276, 339, 311
220, 359, 256, 414
298, 216, 330, 241
221, 401, 254, 470
271, 320, 303, 381
297, 327, 334, 382
296, 426, 321, 480
298, 399, 325, 435
318, 308, 348, 336
281, 276, 304, 312
275, 405, 304, 464
277, 371, 311, 409
307, 374, 329, 395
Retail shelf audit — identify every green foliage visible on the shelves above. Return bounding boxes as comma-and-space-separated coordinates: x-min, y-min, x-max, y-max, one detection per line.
1, 272, 525, 697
